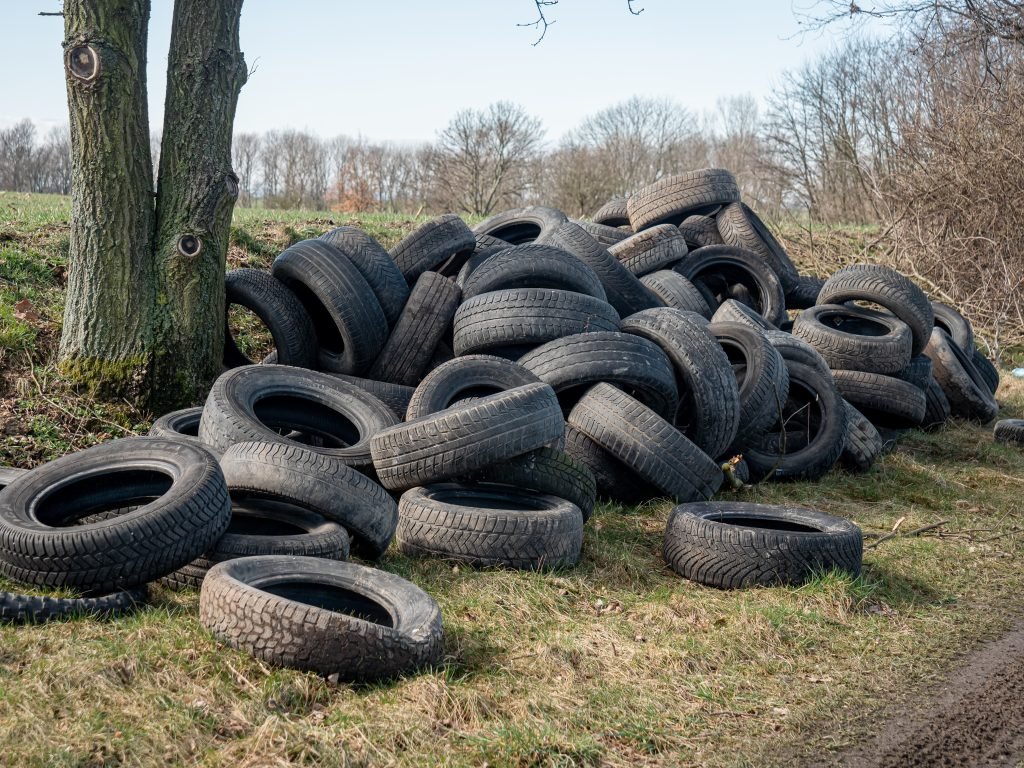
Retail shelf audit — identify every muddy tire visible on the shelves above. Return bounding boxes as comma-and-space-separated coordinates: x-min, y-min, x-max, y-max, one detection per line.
575, 220, 630, 247
712, 299, 777, 331
199, 555, 443, 682
664, 502, 863, 589
0, 467, 27, 492
923, 328, 998, 423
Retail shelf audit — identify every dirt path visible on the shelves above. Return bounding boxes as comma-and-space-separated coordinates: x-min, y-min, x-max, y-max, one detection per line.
834, 623, 1024, 767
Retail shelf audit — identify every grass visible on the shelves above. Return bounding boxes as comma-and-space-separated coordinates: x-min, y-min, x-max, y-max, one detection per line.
1, 192, 1023, 766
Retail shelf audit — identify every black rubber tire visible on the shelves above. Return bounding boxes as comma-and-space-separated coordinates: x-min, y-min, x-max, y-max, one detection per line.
678, 215, 723, 249
199, 555, 443, 682
271, 239, 387, 375
472, 206, 568, 245
817, 265, 934, 356
537, 221, 660, 317
223, 269, 317, 369
831, 370, 927, 429
608, 224, 688, 277
640, 271, 712, 316
0, 467, 27, 492
922, 376, 952, 431
461, 244, 606, 302
452, 288, 620, 358
764, 330, 833, 379
676, 245, 787, 327
405, 355, 540, 421
453, 235, 514, 286
149, 406, 204, 444
0, 437, 231, 592
462, 447, 597, 522
319, 226, 409, 328
0, 586, 147, 624
371, 382, 564, 492
994, 419, 1024, 446
627, 169, 740, 231
716, 202, 799, 291
923, 328, 998, 423
367, 272, 461, 386
840, 400, 884, 473
741, 361, 849, 483
786, 275, 826, 310
575, 220, 630, 247
897, 355, 934, 391
620, 308, 741, 459
199, 365, 398, 467
517, 331, 679, 419
326, 375, 415, 423
567, 383, 723, 503
663, 502, 862, 589
931, 301, 974, 352
712, 299, 777, 331
396, 484, 583, 570
592, 198, 631, 228
792, 304, 913, 375
389, 214, 475, 286
711, 322, 790, 445
563, 425, 656, 504
973, 349, 1000, 395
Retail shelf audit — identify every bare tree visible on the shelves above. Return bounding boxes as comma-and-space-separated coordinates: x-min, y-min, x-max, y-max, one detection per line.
0, 120, 38, 192
232, 132, 261, 206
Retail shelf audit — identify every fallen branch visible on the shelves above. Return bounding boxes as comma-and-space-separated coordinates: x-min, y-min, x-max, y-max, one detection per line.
867, 519, 949, 549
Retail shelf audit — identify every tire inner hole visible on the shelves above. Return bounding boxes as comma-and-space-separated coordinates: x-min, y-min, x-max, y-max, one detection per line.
253, 394, 360, 447
711, 515, 821, 533
262, 583, 394, 627
35, 469, 173, 527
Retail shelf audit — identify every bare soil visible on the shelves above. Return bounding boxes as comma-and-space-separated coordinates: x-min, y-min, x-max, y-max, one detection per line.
834, 622, 1024, 767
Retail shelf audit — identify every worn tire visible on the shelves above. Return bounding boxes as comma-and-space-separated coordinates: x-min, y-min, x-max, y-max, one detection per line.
405, 355, 540, 421
199, 555, 443, 682
897, 355, 935, 391
994, 419, 1024, 446
592, 198, 631, 228
764, 330, 833, 379
0, 467, 27, 492
840, 400, 884, 473
0, 437, 231, 592
792, 304, 913, 375
149, 406, 206, 447
608, 224, 689, 277
664, 502, 862, 589
461, 244, 606, 302
786, 275, 826, 310
716, 202, 799, 290
931, 301, 974, 352
712, 299, 777, 331
831, 370, 927, 429
973, 349, 1000, 395
454, 235, 514, 286
326, 375, 415, 423
678, 215, 723, 249
675, 245, 787, 327
224, 269, 317, 369
640, 271, 712, 316
922, 376, 952, 431
0, 586, 147, 624
627, 169, 740, 231
389, 214, 475, 286
397, 484, 583, 570
319, 226, 409, 327
472, 206, 568, 245
563, 426, 656, 504
923, 329, 998, 423
575, 220, 630, 247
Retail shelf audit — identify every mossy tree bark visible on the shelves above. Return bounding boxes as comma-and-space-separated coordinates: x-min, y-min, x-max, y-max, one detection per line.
58, 0, 246, 412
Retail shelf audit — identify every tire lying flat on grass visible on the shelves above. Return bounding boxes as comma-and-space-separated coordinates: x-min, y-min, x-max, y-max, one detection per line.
994, 419, 1024, 446
663, 502, 863, 589
0, 586, 147, 625
199, 555, 443, 683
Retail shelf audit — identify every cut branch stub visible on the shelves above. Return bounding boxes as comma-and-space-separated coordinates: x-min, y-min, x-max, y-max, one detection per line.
225, 173, 239, 201
66, 44, 100, 82
176, 234, 203, 258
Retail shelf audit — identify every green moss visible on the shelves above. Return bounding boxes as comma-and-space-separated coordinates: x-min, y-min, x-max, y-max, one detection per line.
58, 355, 150, 400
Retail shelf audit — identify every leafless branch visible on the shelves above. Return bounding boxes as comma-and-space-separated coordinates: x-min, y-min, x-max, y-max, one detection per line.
628, 0, 645, 15
519, 0, 558, 45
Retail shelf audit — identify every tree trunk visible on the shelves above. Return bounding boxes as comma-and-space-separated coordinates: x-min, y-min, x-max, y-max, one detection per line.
58, 0, 156, 397
151, 0, 247, 410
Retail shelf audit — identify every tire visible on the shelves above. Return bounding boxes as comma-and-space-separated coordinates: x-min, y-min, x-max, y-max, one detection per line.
224, 269, 317, 369
608, 224, 689, 277
763, 330, 832, 379
271, 239, 387, 375
567, 383, 723, 503
319, 226, 409, 327
396, 484, 583, 570
461, 244, 606, 302
640, 271, 712, 316
711, 322, 790, 445
472, 206, 568, 245
840, 400, 884, 473
675, 245, 787, 327
200, 365, 398, 468
462, 447, 597, 522
931, 301, 974, 352
454, 235, 514, 286
627, 169, 740, 231
716, 202, 799, 290
923, 328, 998, 423
994, 419, 1024, 446
218, 441, 398, 558
741, 361, 849, 482
199, 555, 443, 682
678, 215, 723, 249
663, 502, 862, 589
367, 272, 461, 386
563, 426, 656, 504
817, 264, 934, 356
712, 299, 777, 331
592, 198, 631, 228
405, 355, 541, 421
537, 221, 660, 317
973, 349, 1000, 395
389, 214, 475, 285
0, 586, 147, 625
452, 288, 620, 358
149, 406, 204, 442
517, 331, 679, 419
786, 275, 826, 310
371, 382, 564, 492
922, 376, 952, 431
832, 370, 927, 429
897, 355, 934, 391
0, 437, 231, 592
326, 375, 415, 423
792, 304, 913, 375
620, 308, 741, 459
0, 467, 27, 492
575, 220, 630, 247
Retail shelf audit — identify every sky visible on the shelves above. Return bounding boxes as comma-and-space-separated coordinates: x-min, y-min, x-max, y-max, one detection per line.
2, 1, 861, 146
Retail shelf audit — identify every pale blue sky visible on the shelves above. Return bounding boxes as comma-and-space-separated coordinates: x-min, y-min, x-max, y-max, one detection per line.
2, 1, 857, 144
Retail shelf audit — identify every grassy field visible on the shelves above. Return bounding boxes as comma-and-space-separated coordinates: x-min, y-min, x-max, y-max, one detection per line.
1, 191, 1023, 766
